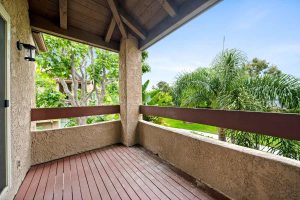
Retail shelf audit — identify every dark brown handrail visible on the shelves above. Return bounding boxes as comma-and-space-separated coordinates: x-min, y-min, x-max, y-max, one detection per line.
140, 105, 300, 141
31, 105, 120, 121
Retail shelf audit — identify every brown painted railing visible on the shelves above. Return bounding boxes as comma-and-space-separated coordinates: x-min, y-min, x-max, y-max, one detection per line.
31, 105, 120, 121
140, 105, 300, 141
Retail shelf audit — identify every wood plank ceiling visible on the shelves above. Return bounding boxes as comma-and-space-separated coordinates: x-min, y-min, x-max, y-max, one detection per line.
28, 0, 221, 52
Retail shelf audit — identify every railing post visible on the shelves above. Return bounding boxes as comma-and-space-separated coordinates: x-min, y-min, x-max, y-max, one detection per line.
119, 34, 142, 146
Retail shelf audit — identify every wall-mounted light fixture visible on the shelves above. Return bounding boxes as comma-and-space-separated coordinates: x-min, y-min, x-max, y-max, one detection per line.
17, 41, 36, 62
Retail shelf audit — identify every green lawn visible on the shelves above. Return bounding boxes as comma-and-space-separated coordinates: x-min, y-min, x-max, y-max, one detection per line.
161, 118, 218, 134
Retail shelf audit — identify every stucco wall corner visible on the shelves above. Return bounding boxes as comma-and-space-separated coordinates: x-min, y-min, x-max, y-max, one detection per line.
138, 120, 300, 200
0, 0, 35, 199
31, 121, 122, 165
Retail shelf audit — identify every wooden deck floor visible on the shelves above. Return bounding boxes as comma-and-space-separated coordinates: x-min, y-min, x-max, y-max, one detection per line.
14, 145, 215, 200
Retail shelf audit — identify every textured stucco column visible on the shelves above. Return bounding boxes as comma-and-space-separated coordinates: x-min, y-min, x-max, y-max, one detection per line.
119, 35, 142, 146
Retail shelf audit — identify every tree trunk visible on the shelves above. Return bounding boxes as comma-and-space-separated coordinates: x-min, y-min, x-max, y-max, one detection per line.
77, 117, 87, 126
218, 127, 226, 141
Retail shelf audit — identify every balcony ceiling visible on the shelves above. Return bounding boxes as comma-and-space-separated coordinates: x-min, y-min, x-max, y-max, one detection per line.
28, 0, 220, 52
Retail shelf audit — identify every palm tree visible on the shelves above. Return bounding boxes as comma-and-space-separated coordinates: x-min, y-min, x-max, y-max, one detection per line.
174, 49, 300, 159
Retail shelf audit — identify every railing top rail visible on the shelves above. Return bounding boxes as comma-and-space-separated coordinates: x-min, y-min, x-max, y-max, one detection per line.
140, 105, 300, 141
31, 105, 120, 121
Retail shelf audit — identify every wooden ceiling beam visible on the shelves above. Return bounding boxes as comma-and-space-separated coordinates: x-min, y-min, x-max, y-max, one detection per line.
30, 13, 119, 52
105, 18, 116, 43
158, 0, 177, 17
32, 31, 47, 52
120, 13, 146, 40
140, 0, 221, 50
106, 0, 127, 39
59, 0, 68, 29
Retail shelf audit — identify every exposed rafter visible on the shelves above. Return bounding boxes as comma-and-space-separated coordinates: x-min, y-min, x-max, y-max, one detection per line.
105, 18, 116, 43
32, 31, 47, 52
59, 0, 68, 29
158, 0, 177, 17
140, 0, 220, 50
120, 14, 146, 40
30, 13, 119, 52
106, 0, 127, 39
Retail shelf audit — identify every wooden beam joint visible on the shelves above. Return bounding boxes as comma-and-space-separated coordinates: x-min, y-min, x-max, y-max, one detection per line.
106, 0, 127, 39
158, 0, 177, 17
59, 0, 68, 29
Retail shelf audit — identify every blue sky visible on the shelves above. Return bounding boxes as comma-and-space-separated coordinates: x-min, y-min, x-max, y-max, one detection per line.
143, 0, 300, 87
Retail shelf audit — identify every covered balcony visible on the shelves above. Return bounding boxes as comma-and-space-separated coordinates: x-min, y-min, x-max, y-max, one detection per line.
0, 0, 299, 200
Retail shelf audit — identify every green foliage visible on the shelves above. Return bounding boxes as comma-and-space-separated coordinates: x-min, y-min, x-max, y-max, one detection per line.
36, 89, 65, 108
243, 58, 282, 77
142, 80, 173, 123
142, 51, 151, 74
143, 80, 173, 106
36, 65, 66, 108
162, 118, 218, 133
64, 118, 78, 127
173, 48, 300, 160
36, 35, 90, 78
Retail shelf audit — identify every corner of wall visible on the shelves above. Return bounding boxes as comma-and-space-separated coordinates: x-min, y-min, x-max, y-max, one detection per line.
0, 0, 35, 199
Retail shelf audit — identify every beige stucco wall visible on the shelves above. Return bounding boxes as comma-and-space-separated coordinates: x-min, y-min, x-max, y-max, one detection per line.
31, 121, 122, 165
0, 0, 35, 199
138, 120, 300, 200
119, 34, 142, 146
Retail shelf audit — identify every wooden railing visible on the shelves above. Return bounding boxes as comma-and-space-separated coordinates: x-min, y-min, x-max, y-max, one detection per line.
140, 105, 300, 141
31, 105, 120, 121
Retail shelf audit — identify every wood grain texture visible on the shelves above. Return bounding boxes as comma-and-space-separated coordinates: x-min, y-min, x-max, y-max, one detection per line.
140, 105, 300, 141
30, 13, 120, 52
107, 0, 127, 38
31, 105, 120, 121
59, 0, 68, 29
28, 0, 220, 50
14, 145, 217, 200
158, 0, 177, 17
105, 18, 116, 43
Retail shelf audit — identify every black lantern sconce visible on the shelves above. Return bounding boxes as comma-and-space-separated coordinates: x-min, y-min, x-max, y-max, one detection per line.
17, 41, 36, 62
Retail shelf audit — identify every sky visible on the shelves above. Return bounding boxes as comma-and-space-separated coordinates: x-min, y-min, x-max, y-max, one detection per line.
143, 0, 300, 87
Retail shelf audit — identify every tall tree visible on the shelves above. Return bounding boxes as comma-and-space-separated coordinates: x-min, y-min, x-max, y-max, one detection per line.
36, 35, 119, 124
173, 49, 300, 159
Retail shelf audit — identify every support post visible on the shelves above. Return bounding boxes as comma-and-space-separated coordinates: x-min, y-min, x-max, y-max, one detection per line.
119, 34, 142, 146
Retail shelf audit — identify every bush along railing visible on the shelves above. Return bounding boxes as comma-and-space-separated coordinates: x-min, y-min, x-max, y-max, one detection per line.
31, 105, 120, 121
140, 105, 300, 160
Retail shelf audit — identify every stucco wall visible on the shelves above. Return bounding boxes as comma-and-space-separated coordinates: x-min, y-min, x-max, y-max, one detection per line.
119, 34, 142, 146
138, 120, 300, 200
0, 0, 35, 199
31, 121, 122, 165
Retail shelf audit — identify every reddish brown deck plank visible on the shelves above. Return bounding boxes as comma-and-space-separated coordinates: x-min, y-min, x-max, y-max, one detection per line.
63, 157, 72, 200
70, 155, 82, 200
121, 147, 190, 200
53, 159, 64, 200
104, 149, 150, 200
111, 147, 170, 200
90, 151, 121, 200
14, 166, 37, 200
131, 147, 214, 200
108, 148, 158, 200
80, 154, 102, 200
15, 145, 217, 200
23, 164, 44, 200
119, 147, 180, 200
126, 147, 201, 200
85, 152, 111, 200
94, 150, 131, 200
75, 155, 92, 200
34, 162, 51, 200
100, 149, 140, 200
44, 161, 58, 200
